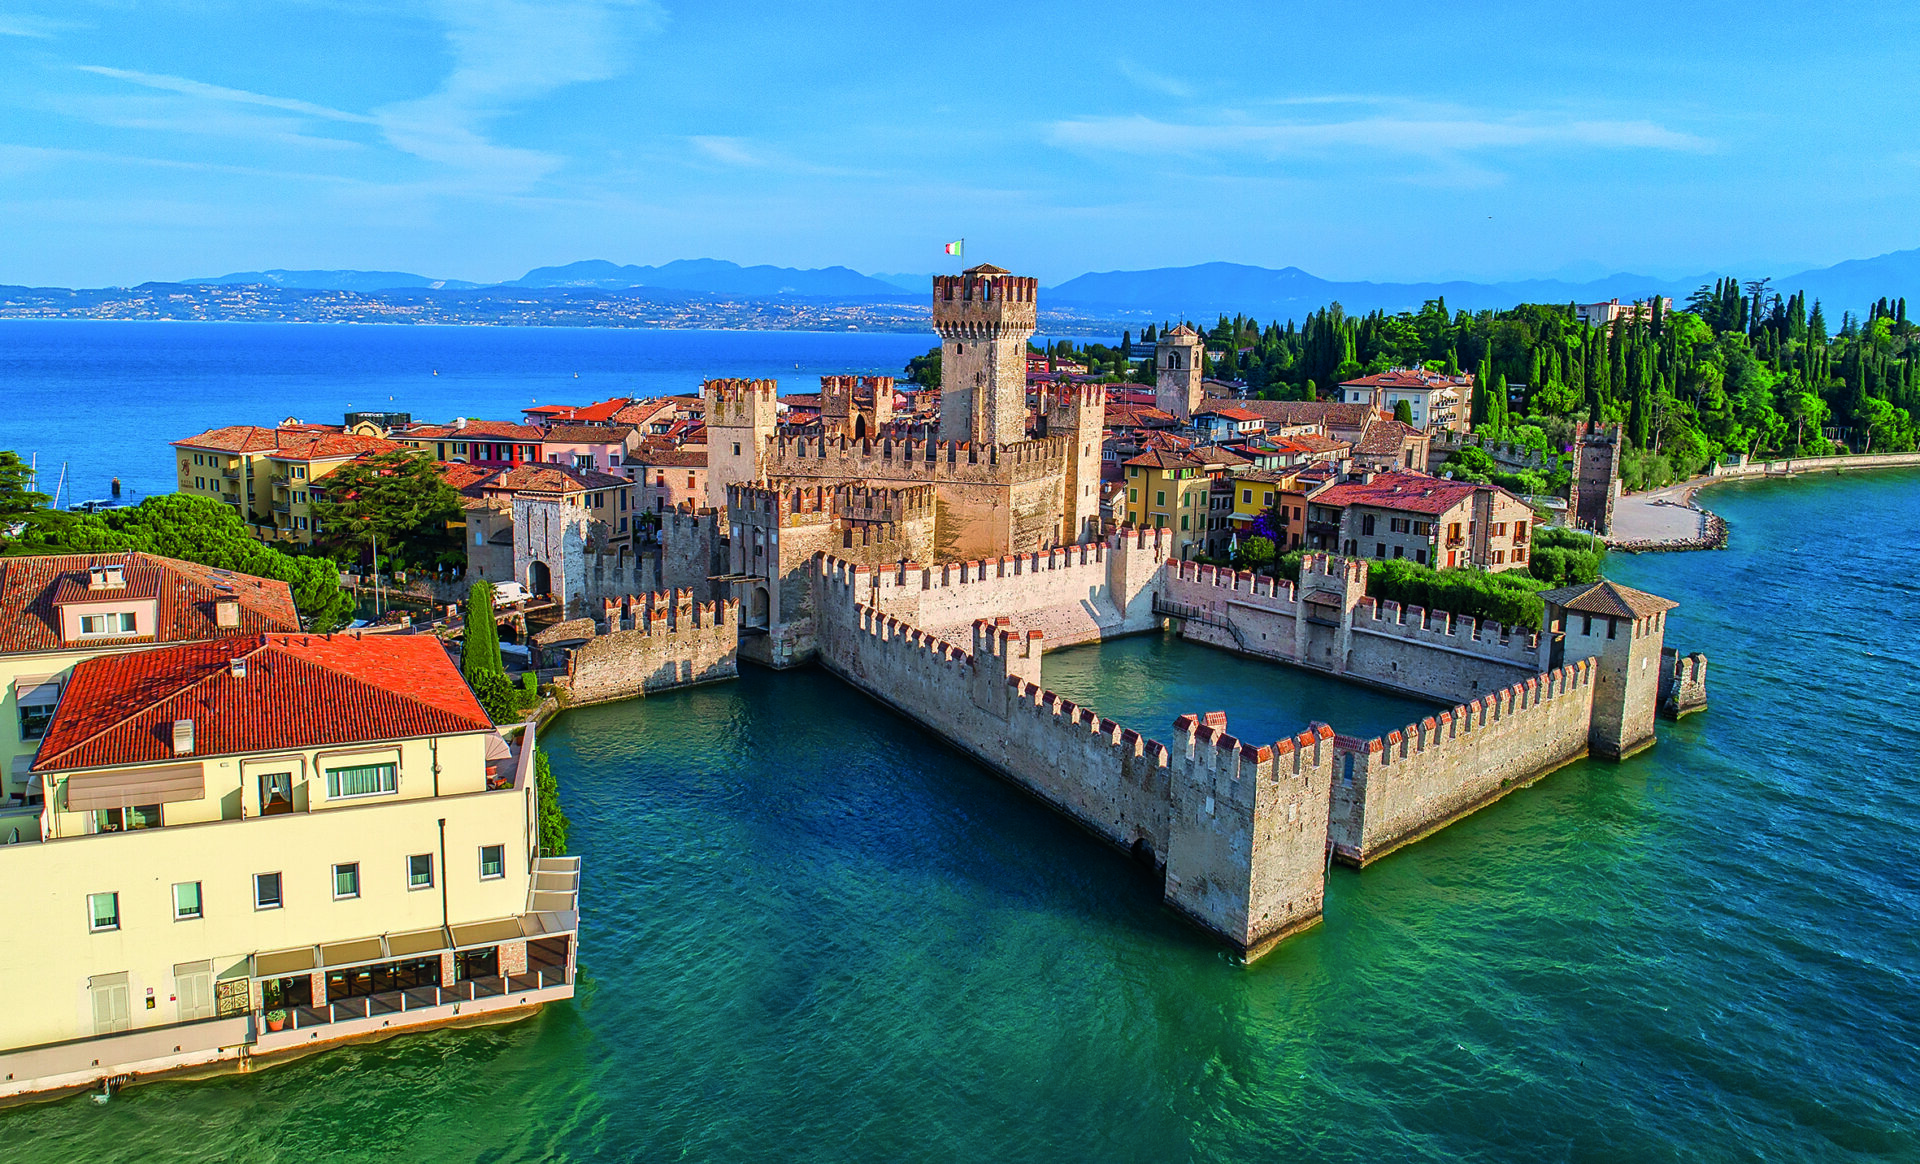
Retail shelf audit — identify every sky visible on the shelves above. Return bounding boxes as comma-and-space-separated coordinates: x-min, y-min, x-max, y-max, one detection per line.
2, 1, 1918, 288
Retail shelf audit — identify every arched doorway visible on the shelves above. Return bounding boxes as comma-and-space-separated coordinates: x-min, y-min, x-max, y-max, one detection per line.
854, 415, 868, 441
749, 585, 770, 629
528, 560, 552, 597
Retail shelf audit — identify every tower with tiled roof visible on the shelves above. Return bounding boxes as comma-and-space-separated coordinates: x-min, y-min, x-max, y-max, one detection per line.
1540, 578, 1679, 759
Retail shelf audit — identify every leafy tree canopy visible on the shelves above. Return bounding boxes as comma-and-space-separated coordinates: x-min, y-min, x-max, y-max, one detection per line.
311, 449, 465, 572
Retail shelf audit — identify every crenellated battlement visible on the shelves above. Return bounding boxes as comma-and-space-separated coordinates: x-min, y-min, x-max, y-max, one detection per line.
702, 377, 778, 407
931, 271, 1041, 341
1658, 646, 1709, 718
1342, 659, 1593, 767
598, 588, 738, 634
820, 374, 895, 402
768, 431, 1075, 477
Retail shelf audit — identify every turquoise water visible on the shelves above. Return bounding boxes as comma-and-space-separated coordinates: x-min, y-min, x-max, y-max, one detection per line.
6, 477, 1920, 1156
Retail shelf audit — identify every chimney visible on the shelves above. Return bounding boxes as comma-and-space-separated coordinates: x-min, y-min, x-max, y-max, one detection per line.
454, 417, 469, 430
104, 564, 125, 588
172, 719, 194, 756
229, 657, 248, 678
215, 599, 239, 628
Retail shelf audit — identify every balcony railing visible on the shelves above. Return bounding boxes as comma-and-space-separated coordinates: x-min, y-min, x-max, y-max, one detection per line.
271, 501, 291, 514
272, 967, 571, 1033
220, 467, 242, 479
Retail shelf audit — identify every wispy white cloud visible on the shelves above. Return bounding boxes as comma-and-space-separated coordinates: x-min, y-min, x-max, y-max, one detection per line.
76, 66, 376, 124
0, 14, 80, 39
689, 135, 763, 167
1048, 111, 1709, 159
1114, 59, 1190, 100
373, 0, 667, 189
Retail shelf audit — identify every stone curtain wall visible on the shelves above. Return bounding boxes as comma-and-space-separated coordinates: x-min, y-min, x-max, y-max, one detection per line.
859, 526, 1172, 650
812, 558, 1336, 958
557, 593, 739, 705
1328, 660, 1595, 866
1162, 557, 1545, 703
1707, 450, 1920, 478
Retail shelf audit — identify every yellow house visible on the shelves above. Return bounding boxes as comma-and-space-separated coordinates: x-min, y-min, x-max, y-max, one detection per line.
1121, 448, 1209, 559
0, 552, 301, 837
0, 629, 578, 1101
172, 425, 401, 547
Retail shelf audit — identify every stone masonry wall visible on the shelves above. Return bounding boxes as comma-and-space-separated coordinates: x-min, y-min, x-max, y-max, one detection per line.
1328, 659, 1595, 866
1658, 647, 1709, 718
856, 525, 1172, 650
812, 559, 1335, 957
557, 593, 739, 705
1161, 556, 1544, 703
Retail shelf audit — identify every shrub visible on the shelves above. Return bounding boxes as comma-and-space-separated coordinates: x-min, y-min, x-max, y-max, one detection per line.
1365, 558, 1546, 629
469, 669, 518, 724
535, 750, 570, 856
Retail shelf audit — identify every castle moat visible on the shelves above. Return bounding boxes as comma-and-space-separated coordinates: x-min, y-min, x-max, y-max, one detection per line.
4, 469, 1918, 1158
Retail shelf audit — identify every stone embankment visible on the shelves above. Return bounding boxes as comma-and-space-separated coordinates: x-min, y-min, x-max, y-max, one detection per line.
1610, 449, 1920, 552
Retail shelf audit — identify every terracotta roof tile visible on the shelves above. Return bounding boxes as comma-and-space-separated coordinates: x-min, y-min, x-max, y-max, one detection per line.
33, 633, 492, 772
1538, 579, 1677, 619
0, 553, 300, 657
482, 463, 627, 494
1312, 471, 1483, 515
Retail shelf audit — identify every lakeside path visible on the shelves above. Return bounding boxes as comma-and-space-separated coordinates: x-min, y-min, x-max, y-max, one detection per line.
1608, 450, 1920, 550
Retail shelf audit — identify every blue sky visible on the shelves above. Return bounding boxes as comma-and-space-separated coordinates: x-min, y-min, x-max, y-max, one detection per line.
2, 1, 1917, 287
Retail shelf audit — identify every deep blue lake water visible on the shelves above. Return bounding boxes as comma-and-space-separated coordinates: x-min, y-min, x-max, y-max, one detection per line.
1, 323, 1917, 1160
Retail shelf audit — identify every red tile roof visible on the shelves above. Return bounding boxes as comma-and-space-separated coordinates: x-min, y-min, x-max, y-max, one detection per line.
1539, 579, 1676, 619
628, 445, 708, 468
1312, 472, 1486, 514
542, 423, 637, 444
0, 553, 300, 657
1340, 369, 1474, 390
1236, 400, 1377, 431
1198, 405, 1265, 422
401, 420, 545, 441
482, 463, 628, 495
1124, 448, 1201, 470
433, 461, 498, 498
1354, 418, 1428, 456
33, 633, 492, 772
269, 432, 402, 460
172, 426, 288, 454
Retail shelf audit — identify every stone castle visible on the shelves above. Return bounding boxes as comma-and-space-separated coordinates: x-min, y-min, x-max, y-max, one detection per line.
536, 267, 1707, 961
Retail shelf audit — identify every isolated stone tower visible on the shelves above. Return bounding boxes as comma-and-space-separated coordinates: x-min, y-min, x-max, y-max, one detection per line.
1156, 324, 1205, 421
934, 264, 1038, 446
702, 378, 777, 513
1569, 422, 1623, 534
1043, 383, 1107, 544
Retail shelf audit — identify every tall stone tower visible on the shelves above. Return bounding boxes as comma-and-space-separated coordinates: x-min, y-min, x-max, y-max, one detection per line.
934, 264, 1038, 446
1156, 324, 1205, 421
1044, 383, 1107, 544
702, 378, 777, 513
1540, 579, 1676, 760
819, 375, 895, 442
1569, 422, 1622, 534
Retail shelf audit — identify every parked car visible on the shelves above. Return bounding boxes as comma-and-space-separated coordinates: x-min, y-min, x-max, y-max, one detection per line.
492, 581, 530, 605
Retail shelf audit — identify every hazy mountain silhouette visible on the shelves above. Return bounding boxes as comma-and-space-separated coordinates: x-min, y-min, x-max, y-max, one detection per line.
510, 258, 904, 297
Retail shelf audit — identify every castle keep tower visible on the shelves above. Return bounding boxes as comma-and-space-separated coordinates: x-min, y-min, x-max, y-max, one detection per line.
1156, 324, 1205, 421
934, 264, 1038, 446
702, 378, 777, 512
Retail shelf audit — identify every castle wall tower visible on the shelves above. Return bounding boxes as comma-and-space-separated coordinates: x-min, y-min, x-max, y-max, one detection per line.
1045, 384, 1107, 544
1156, 324, 1205, 422
1541, 579, 1676, 760
933, 265, 1038, 447
702, 378, 778, 513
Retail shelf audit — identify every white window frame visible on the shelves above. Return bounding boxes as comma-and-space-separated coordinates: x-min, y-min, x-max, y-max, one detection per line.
173, 881, 203, 920
88, 891, 120, 932
478, 844, 505, 881
333, 862, 360, 900
254, 871, 283, 911
325, 761, 398, 800
407, 853, 434, 891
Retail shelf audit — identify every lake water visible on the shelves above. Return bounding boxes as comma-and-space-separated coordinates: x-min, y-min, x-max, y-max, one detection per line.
0, 321, 937, 505
2, 325, 1917, 1160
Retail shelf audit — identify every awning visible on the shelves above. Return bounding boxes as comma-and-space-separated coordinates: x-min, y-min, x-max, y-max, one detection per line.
485, 734, 514, 762
320, 937, 387, 968
64, 763, 204, 811
386, 927, 450, 958
254, 946, 316, 977
451, 918, 525, 950
13, 674, 62, 706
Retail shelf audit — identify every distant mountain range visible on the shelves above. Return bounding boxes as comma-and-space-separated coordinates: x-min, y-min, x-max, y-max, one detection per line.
84, 246, 1920, 323
1044, 249, 1920, 320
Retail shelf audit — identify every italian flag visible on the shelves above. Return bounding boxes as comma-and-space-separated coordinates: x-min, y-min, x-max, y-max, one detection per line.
943, 240, 964, 256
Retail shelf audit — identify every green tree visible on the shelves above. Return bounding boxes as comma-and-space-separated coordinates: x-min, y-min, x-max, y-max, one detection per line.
312, 450, 464, 572
462, 579, 504, 683
535, 749, 570, 855
0, 451, 51, 549
1232, 536, 1275, 571
904, 346, 941, 388
8, 492, 353, 630
1393, 399, 1414, 425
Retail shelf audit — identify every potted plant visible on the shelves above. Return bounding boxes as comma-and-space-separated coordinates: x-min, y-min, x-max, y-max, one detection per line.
263, 980, 288, 1032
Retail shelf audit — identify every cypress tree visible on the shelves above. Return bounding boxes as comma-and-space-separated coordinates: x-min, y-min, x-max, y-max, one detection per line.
463, 579, 504, 682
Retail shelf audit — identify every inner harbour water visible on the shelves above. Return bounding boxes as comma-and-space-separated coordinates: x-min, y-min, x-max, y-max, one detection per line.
4, 467, 1917, 1160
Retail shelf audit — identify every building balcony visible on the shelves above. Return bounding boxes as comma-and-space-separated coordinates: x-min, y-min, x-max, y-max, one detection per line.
270, 501, 291, 515
1446, 535, 1465, 548
220, 467, 243, 480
